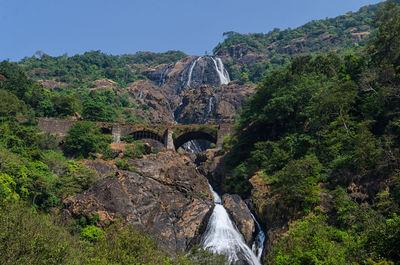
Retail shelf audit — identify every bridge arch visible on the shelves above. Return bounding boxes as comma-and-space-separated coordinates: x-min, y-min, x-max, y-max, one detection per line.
100, 127, 112, 134
174, 131, 217, 151
124, 130, 164, 145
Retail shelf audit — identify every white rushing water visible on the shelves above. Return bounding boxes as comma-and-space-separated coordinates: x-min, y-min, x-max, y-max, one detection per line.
182, 140, 204, 153
186, 57, 202, 87
159, 66, 170, 86
251, 214, 265, 261
211, 57, 231, 85
202, 185, 262, 265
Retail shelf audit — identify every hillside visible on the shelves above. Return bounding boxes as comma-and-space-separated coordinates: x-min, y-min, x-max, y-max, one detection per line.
2, 1, 400, 264
221, 1, 400, 263
11, 1, 392, 126
214, 2, 385, 82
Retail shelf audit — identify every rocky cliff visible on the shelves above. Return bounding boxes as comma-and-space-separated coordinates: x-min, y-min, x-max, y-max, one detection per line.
130, 55, 253, 125
63, 152, 214, 253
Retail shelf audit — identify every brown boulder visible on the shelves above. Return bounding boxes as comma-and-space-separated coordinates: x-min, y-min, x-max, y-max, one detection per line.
222, 194, 255, 246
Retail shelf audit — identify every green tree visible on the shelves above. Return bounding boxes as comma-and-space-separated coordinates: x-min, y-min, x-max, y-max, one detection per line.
0, 201, 84, 265
266, 214, 358, 265
368, 0, 400, 68
63, 121, 112, 158
0, 90, 26, 117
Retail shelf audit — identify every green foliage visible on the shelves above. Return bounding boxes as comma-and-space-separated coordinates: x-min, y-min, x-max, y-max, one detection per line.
0, 61, 54, 117
0, 200, 84, 265
364, 214, 400, 262
80, 225, 105, 243
115, 158, 134, 171
225, 3, 400, 263
0, 148, 59, 208
214, 2, 381, 82
20, 50, 186, 87
186, 245, 228, 265
0, 200, 208, 265
0, 172, 19, 201
124, 141, 146, 159
263, 156, 323, 213
84, 222, 190, 265
0, 89, 26, 117
51, 94, 78, 117
0, 120, 42, 159
64, 121, 112, 158
368, 0, 400, 69
266, 214, 358, 265
56, 160, 96, 200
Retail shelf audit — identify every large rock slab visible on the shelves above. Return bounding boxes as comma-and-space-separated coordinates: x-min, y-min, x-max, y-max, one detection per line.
63, 152, 214, 253
222, 194, 255, 246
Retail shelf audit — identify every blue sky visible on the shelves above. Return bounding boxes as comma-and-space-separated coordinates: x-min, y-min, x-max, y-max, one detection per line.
1, 0, 382, 61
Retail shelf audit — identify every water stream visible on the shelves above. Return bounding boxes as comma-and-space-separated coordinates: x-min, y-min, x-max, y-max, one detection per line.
186, 57, 202, 87
173, 57, 263, 263
202, 185, 263, 265
211, 57, 231, 85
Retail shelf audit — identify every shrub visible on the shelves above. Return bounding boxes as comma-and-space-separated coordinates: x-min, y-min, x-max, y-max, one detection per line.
124, 141, 146, 159
80, 225, 105, 243
64, 121, 112, 158
57, 160, 96, 200
0, 201, 84, 265
266, 214, 357, 265
115, 159, 134, 171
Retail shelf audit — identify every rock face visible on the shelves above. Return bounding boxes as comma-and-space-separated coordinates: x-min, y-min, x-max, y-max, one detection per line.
176, 83, 255, 124
122, 55, 255, 125
179, 56, 230, 89
215, 43, 268, 67
63, 152, 214, 253
35, 54, 254, 125
248, 173, 294, 254
127, 80, 175, 124
222, 194, 256, 246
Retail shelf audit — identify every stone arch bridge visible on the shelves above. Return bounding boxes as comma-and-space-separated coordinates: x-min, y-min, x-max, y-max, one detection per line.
37, 118, 233, 151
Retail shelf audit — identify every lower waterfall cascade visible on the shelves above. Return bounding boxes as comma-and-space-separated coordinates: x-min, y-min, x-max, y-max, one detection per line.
201, 185, 264, 265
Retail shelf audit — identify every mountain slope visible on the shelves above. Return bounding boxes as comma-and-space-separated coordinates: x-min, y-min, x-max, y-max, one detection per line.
214, 2, 385, 82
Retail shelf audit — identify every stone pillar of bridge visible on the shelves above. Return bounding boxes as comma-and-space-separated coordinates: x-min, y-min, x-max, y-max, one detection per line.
164, 129, 175, 150
216, 124, 233, 149
112, 123, 121, 143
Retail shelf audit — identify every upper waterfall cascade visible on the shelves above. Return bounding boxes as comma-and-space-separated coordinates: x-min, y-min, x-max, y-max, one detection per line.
184, 56, 230, 88
211, 57, 231, 85
186, 57, 202, 87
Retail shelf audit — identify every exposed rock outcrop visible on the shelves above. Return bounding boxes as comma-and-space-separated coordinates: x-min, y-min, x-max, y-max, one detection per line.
222, 194, 256, 246
63, 152, 214, 253
215, 43, 268, 67
176, 83, 255, 124
127, 80, 175, 124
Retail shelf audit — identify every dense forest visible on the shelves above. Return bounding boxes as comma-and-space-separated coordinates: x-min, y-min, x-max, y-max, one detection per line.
224, 1, 400, 263
1, 0, 400, 264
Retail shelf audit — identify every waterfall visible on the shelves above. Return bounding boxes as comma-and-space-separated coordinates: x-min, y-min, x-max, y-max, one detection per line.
159, 66, 170, 86
208, 96, 215, 115
138, 91, 144, 99
211, 57, 230, 85
182, 140, 204, 153
186, 57, 202, 87
251, 214, 265, 260
202, 185, 262, 265
202, 96, 216, 123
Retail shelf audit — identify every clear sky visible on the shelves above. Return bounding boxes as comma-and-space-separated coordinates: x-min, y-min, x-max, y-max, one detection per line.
1, 0, 383, 61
